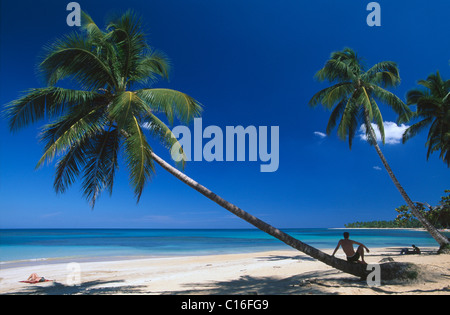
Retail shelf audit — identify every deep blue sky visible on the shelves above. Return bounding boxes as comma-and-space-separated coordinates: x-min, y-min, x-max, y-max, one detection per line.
0, 0, 449, 228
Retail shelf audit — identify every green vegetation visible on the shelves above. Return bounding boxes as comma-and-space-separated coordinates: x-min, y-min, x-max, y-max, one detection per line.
4, 11, 202, 207
402, 72, 450, 167
309, 48, 449, 247
346, 190, 450, 229
345, 220, 405, 228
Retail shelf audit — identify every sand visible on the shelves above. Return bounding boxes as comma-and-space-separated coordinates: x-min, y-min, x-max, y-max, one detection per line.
1, 247, 449, 295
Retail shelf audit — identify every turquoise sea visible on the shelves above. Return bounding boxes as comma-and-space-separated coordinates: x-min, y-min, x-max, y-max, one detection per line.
1, 228, 448, 264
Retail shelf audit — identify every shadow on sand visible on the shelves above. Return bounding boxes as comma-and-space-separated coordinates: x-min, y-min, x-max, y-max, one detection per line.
157, 270, 347, 295
4, 279, 147, 295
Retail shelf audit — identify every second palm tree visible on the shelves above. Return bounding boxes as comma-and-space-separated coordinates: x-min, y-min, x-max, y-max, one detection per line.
309, 48, 449, 250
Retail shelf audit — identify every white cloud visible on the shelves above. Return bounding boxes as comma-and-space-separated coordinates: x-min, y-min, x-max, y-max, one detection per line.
358, 121, 409, 145
314, 131, 327, 139
373, 166, 382, 171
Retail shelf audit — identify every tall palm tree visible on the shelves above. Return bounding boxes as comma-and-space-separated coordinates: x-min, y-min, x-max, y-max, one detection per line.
309, 48, 449, 251
3, 12, 416, 279
402, 71, 450, 167
5, 11, 203, 208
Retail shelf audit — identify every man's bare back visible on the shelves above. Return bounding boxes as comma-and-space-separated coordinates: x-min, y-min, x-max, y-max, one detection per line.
339, 238, 358, 257
332, 232, 369, 264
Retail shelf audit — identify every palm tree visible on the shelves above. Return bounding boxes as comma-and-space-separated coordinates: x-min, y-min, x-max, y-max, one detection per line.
402, 71, 450, 168
5, 11, 201, 207
309, 48, 449, 251
3, 12, 416, 279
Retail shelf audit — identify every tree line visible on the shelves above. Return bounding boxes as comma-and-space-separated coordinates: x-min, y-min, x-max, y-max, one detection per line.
346, 190, 450, 229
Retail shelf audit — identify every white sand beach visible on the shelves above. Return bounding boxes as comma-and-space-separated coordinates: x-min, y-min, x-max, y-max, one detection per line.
1, 247, 449, 295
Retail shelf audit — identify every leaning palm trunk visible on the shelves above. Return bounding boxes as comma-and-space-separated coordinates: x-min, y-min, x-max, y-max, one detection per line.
363, 114, 450, 249
151, 152, 374, 279
153, 152, 421, 280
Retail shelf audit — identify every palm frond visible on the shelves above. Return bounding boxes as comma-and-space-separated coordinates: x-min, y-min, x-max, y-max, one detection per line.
80, 11, 105, 42
36, 104, 107, 169
129, 50, 171, 87
418, 71, 447, 98
315, 59, 356, 83
330, 48, 364, 73
315, 48, 363, 83
406, 88, 428, 105
136, 88, 202, 124
142, 112, 187, 169
363, 61, 400, 87
361, 86, 374, 122
347, 105, 361, 149
369, 84, 412, 123
4, 87, 100, 132
415, 96, 443, 116
39, 32, 118, 90
308, 82, 353, 109
108, 91, 147, 130
123, 116, 154, 202
443, 91, 450, 104
326, 98, 347, 135
81, 129, 120, 208
368, 71, 401, 88
405, 71, 449, 167
402, 117, 433, 144
425, 119, 441, 159
107, 10, 148, 84
370, 97, 385, 145
54, 135, 92, 194
337, 94, 360, 147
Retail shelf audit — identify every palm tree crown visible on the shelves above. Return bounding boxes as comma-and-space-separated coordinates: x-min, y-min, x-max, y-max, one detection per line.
4, 11, 202, 207
309, 48, 412, 147
403, 71, 450, 167
310, 48, 449, 249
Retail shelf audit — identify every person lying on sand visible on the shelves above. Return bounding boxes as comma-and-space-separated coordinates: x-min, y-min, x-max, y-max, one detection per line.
331, 232, 370, 265
19, 274, 52, 284
400, 245, 421, 255
26, 273, 47, 283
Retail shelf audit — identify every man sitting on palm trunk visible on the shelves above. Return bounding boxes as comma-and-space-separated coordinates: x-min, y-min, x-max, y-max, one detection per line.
332, 232, 370, 265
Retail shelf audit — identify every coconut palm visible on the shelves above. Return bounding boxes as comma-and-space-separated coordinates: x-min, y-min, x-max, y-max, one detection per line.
402, 71, 450, 167
5, 11, 203, 208
309, 48, 449, 251
4, 12, 417, 279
